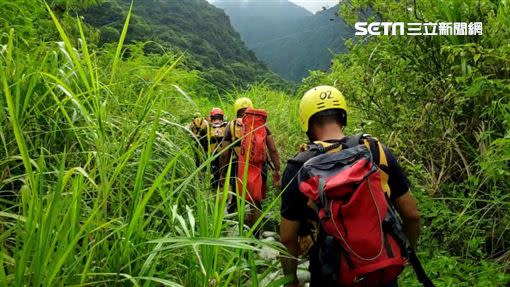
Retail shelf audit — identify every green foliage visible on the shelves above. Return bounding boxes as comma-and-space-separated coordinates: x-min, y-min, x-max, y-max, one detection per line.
0, 3, 289, 286
399, 253, 510, 286
0, 0, 97, 41
99, 25, 120, 43
2, 0, 509, 286
303, 0, 510, 284
81, 0, 288, 91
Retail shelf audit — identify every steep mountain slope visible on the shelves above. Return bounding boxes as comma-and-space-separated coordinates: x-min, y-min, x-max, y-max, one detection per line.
213, 1, 354, 81
266, 4, 353, 81
212, 0, 313, 47
83, 0, 284, 90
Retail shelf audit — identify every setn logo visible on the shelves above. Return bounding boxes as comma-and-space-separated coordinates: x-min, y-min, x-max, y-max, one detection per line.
355, 22, 405, 36
355, 22, 483, 36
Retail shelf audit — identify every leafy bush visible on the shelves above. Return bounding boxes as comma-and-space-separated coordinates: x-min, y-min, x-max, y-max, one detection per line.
302, 0, 510, 283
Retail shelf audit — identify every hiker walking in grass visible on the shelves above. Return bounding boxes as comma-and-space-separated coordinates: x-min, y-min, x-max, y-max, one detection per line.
279, 86, 432, 287
207, 108, 228, 189
189, 112, 209, 166
220, 97, 281, 228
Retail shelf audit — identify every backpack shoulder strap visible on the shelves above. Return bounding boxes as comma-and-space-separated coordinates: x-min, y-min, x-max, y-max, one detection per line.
359, 135, 388, 168
229, 120, 236, 142
344, 133, 383, 165
361, 135, 391, 196
288, 141, 342, 165
289, 149, 319, 165
344, 133, 364, 148
365, 136, 381, 165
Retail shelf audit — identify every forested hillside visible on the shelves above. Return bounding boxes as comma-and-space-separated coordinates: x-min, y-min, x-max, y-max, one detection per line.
212, 0, 313, 47
1, 0, 509, 286
82, 0, 285, 91
212, 0, 353, 81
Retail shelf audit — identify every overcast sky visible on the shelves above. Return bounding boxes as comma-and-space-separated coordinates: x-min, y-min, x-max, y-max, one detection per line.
207, 0, 340, 14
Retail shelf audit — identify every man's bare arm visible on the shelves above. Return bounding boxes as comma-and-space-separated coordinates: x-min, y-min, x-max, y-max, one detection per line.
280, 217, 301, 286
394, 191, 421, 249
266, 135, 281, 188
266, 135, 281, 171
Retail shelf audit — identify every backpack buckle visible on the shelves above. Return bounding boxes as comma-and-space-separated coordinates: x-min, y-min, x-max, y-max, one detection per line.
354, 276, 367, 283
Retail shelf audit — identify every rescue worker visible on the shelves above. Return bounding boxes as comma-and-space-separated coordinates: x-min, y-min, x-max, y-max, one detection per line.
189, 112, 208, 166
279, 86, 421, 287
220, 97, 282, 228
207, 107, 228, 189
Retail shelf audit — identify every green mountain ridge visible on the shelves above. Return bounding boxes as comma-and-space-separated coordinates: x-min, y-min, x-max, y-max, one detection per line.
213, 0, 354, 81
212, 0, 313, 48
83, 0, 285, 90
1, 1, 509, 286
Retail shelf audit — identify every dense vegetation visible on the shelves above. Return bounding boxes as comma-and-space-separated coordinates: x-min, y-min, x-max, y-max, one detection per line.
303, 0, 510, 284
82, 0, 286, 91
1, 1, 290, 285
213, 0, 353, 81
0, 0, 509, 286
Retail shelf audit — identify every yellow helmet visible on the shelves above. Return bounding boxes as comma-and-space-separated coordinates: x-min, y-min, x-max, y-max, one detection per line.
234, 97, 253, 114
298, 85, 348, 132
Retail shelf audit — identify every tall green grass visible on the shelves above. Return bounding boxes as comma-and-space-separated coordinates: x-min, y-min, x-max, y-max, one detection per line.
3, 1, 508, 287
307, 0, 510, 285
0, 5, 294, 287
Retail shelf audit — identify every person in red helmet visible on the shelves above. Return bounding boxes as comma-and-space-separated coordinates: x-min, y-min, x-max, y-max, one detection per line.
210, 108, 223, 120
208, 107, 228, 189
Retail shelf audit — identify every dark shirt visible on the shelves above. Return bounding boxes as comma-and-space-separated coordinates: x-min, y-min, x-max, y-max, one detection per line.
280, 137, 410, 222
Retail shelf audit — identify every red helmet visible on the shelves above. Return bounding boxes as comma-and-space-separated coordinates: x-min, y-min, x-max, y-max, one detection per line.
210, 107, 224, 117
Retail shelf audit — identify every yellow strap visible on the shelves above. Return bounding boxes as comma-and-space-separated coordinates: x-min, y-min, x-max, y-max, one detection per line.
229, 120, 241, 157
377, 141, 388, 166
299, 143, 309, 152
376, 141, 391, 197
362, 139, 391, 197
230, 120, 235, 143
362, 139, 371, 150
231, 119, 243, 142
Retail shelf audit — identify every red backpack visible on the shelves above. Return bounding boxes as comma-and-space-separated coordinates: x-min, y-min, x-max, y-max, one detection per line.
237, 108, 268, 202
297, 135, 406, 286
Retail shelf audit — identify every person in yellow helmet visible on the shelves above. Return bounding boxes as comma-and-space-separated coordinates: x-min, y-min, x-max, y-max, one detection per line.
220, 97, 281, 221
279, 86, 421, 287
222, 97, 255, 162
